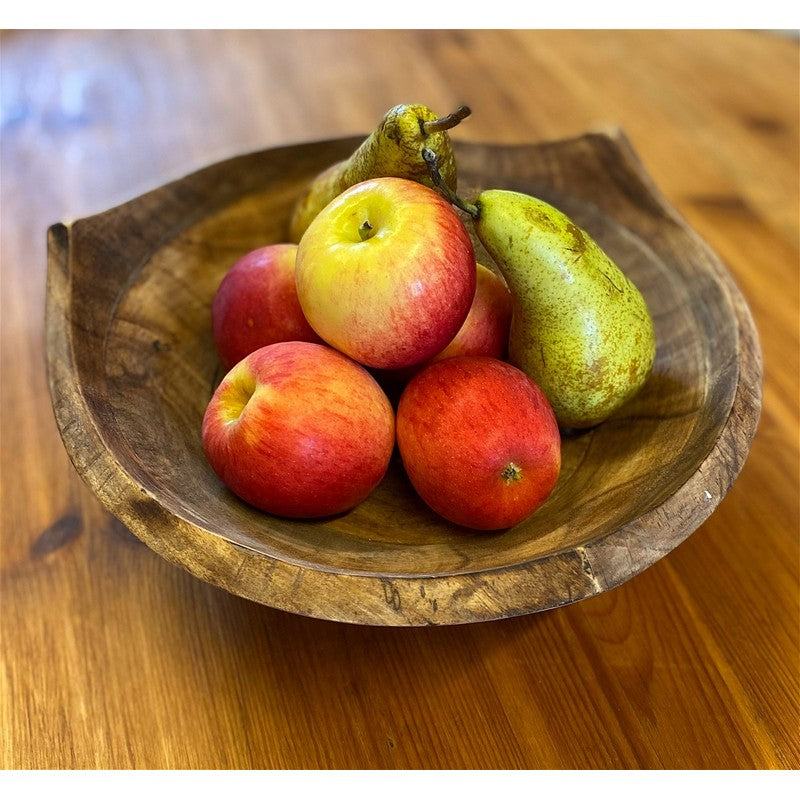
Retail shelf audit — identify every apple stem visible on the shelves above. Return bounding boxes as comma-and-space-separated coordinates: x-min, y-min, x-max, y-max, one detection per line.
358, 220, 374, 241
420, 105, 471, 136
421, 148, 479, 218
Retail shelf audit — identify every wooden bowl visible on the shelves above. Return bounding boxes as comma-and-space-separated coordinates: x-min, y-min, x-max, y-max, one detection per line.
46, 129, 762, 626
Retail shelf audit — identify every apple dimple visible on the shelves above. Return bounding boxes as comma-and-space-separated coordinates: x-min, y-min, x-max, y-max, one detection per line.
221, 371, 257, 425
338, 191, 391, 244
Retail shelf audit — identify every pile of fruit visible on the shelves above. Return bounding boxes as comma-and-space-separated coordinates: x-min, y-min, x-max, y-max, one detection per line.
201, 103, 656, 531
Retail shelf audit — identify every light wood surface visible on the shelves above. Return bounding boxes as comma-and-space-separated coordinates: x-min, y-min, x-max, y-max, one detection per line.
2, 28, 798, 769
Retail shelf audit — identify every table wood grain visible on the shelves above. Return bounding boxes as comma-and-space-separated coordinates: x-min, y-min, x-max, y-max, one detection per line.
1, 28, 798, 770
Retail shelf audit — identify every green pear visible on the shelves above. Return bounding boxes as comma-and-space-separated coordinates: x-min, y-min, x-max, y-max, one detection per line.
470, 190, 656, 428
420, 149, 656, 429
289, 103, 470, 242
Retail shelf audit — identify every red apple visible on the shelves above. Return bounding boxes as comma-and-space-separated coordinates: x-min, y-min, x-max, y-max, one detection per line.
212, 243, 322, 370
201, 341, 395, 518
431, 262, 512, 363
378, 262, 513, 388
295, 177, 476, 370
396, 356, 561, 530
372, 262, 513, 401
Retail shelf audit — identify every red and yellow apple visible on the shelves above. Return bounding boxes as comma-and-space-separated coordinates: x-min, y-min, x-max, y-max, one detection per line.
396, 356, 561, 530
294, 177, 477, 370
201, 341, 395, 518
372, 262, 513, 393
211, 243, 322, 370
431, 262, 512, 363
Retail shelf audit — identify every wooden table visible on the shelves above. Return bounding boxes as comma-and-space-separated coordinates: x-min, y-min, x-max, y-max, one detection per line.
2, 29, 798, 770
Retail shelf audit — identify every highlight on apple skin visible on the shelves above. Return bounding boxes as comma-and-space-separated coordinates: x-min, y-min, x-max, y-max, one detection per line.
211, 243, 322, 371
201, 341, 396, 519
396, 356, 562, 531
294, 177, 477, 371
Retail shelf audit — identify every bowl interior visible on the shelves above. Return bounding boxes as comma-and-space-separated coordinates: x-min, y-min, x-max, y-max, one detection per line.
95, 144, 739, 579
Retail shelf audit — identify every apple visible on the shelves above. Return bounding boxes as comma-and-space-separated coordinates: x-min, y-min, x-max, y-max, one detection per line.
201, 341, 395, 518
431, 262, 512, 363
377, 261, 513, 389
294, 177, 477, 370
212, 243, 322, 370
396, 356, 561, 530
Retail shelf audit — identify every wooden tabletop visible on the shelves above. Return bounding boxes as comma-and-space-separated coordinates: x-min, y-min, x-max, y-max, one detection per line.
2, 29, 798, 770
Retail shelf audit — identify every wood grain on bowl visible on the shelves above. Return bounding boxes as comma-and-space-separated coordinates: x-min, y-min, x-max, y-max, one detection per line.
45, 130, 762, 625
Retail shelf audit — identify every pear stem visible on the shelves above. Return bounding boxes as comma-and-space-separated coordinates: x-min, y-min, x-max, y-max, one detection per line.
420, 105, 471, 135
421, 147, 479, 218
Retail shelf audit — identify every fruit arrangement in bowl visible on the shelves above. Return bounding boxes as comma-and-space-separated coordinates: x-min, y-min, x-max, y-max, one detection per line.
203, 103, 656, 533
46, 102, 762, 625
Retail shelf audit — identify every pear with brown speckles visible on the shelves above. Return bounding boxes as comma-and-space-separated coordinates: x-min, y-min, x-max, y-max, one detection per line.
434, 184, 655, 428
420, 149, 657, 429
467, 189, 656, 429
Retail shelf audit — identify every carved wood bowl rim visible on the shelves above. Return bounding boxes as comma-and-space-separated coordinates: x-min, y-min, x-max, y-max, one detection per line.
45, 129, 763, 626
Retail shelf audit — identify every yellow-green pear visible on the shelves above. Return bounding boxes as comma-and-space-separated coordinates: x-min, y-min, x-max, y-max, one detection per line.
421, 148, 656, 429
469, 190, 656, 428
288, 103, 469, 242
